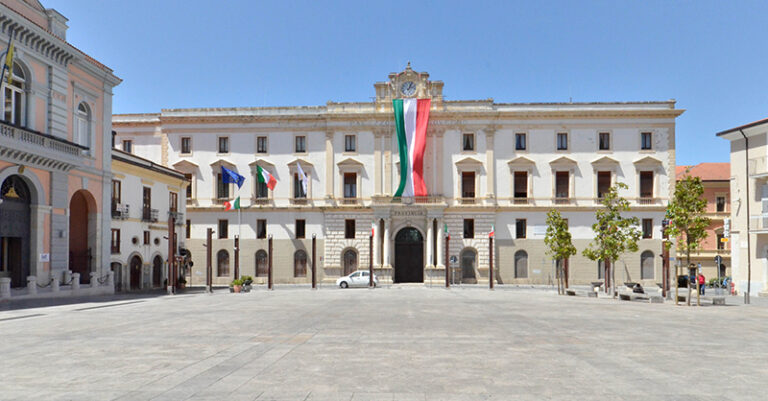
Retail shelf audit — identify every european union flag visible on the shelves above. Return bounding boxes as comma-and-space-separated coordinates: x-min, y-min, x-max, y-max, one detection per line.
221, 166, 245, 189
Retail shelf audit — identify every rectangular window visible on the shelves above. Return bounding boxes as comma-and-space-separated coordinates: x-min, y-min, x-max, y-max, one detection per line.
122, 140, 132, 153
344, 173, 357, 198
143, 230, 150, 245
295, 136, 306, 153
597, 171, 611, 199
257, 219, 267, 239
142, 187, 151, 221
345, 135, 356, 152
256, 181, 268, 199
463, 219, 475, 239
717, 234, 725, 250
185, 219, 191, 239
515, 133, 526, 151
557, 133, 568, 150
257, 136, 268, 153
599, 132, 610, 150
640, 171, 654, 198
463, 133, 474, 151
642, 219, 653, 239
716, 196, 726, 212
110, 229, 120, 254
295, 219, 306, 239
181, 137, 191, 154
169, 192, 178, 212
345, 219, 355, 239
514, 171, 528, 199
218, 220, 228, 239
112, 180, 121, 204
641, 132, 652, 150
217, 173, 230, 199
462, 172, 475, 198
184, 173, 193, 199
218, 137, 229, 154
516, 219, 527, 239
555, 171, 569, 198
293, 173, 306, 198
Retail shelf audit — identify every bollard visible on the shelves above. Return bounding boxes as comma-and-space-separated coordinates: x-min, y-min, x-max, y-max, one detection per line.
63, 270, 72, 286
90, 272, 98, 288
72, 273, 81, 292
52, 275, 60, 292
27, 276, 37, 295
0, 277, 10, 299
107, 271, 114, 288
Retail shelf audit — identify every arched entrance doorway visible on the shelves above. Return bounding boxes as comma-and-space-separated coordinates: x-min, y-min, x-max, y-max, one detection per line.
130, 255, 142, 290
460, 248, 477, 284
342, 249, 357, 276
395, 227, 424, 283
0, 175, 31, 288
152, 255, 163, 288
69, 190, 96, 284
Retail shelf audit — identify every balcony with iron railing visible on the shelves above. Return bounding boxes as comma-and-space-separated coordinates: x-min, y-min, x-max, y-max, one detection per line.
111, 203, 129, 220
340, 197, 361, 206
169, 210, 184, 223
0, 120, 86, 167
142, 208, 159, 223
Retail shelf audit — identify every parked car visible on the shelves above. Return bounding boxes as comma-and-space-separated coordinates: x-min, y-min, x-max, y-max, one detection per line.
336, 270, 378, 288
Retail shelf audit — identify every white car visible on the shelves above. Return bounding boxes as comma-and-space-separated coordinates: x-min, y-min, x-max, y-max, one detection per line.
336, 270, 378, 288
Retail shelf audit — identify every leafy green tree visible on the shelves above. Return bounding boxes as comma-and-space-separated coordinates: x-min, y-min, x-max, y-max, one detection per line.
582, 182, 641, 296
544, 209, 577, 294
666, 173, 710, 266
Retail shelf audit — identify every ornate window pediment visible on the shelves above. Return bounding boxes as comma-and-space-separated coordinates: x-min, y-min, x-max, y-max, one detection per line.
455, 156, 484, 170
210, 158, 236, 170
288, 158, 314, 169
549, 156, 577, 166
172, 159, 199, 170
591, 156, 620, 166
633, 156, 663, 166
337, 157, 364, 169
248, 159, 275, 170
507, 156, 536, 167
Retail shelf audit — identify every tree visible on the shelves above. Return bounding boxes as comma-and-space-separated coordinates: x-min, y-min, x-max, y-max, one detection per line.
666, 172, 710, 306
544, 209, 577, 295
582, 182, 641, 296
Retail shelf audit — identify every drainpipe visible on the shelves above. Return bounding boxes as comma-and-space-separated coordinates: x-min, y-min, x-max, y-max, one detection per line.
739, 129, 751, 304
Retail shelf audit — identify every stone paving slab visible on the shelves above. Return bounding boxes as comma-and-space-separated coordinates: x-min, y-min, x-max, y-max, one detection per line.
0, 286, 767, 400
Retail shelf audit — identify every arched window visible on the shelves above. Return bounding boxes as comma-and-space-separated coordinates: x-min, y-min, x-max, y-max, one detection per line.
294, 250, 307, 277
216, 250, 230, 277
75, 102, 91, 148
515, 250, 528, 279
460, 248, 477, 283
255, 250, 268, 277
3, 62, 26, 126
641, 250, 654, 280
343, 249, 357, 276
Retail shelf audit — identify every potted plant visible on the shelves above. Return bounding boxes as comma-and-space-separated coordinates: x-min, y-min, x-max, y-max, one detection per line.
241, 275, 253, 292
177, 275, 187, 290
231, 278, 243, 293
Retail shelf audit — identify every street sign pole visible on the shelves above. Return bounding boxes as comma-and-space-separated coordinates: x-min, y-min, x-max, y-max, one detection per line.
445, 234, 450, 288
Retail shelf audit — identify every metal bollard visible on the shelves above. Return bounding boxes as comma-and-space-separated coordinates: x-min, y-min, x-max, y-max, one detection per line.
0, 277, 10, 299
72, 273, 81, 292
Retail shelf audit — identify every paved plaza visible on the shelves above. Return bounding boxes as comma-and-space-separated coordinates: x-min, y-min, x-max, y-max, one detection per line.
1, 286, 767, 401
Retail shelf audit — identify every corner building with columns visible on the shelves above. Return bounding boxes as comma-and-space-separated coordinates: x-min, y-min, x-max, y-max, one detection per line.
113, 65, 683, 287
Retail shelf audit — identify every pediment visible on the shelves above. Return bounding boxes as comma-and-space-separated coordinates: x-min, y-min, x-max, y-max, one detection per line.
171, 159, 199, 170
288, 158, 314, 169
507, 156, 536, 166
209, 158, 236, 169
337, 157, 364, 167
591, 156, 620, 165
248, 159, 275, 169
455, 156, 484, 166
549, 156, 577, 166
633, 156, 663, 165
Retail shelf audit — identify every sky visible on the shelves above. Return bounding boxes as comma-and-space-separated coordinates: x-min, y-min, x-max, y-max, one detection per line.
45, 0, 768, 165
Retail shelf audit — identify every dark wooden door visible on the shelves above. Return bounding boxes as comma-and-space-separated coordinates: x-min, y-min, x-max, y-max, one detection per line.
130, 256, 142, 290
1, 175, 31, 288
395, 227, 423, 283
152, 255, 163, 288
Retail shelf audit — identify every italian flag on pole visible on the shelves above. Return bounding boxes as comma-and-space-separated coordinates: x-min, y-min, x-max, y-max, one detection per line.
393, 98, 431, 198
256, 165, 277, 190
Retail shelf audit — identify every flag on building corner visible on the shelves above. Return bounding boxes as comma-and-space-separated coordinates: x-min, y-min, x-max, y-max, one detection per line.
371, 221, 376, 236
224, 196, 240, 211
2, 36, 14, 86
221, 166, 245, 188
296, 162, 308, 196
444, 223, 449, 236
257, 165, 277, 190
489, 224, 495, 238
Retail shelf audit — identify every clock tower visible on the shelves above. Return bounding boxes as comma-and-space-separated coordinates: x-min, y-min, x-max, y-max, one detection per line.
374, 62, 443, 111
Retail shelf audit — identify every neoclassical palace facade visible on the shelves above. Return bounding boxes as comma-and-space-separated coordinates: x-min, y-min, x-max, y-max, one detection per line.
113, 65, 683, 287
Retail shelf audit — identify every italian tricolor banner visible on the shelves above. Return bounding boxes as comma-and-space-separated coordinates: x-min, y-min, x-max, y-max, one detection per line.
393, 98, 431, 198
256, 165, 277, 190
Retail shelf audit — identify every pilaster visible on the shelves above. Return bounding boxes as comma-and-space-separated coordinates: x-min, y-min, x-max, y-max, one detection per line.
325, 131, 334, 203
485, 126, 496, 203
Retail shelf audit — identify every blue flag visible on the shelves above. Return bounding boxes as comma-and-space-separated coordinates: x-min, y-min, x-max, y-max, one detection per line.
221, 166, 244, 188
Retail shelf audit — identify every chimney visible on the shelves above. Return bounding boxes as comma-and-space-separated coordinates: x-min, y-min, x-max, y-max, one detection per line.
44, 8, 68, 40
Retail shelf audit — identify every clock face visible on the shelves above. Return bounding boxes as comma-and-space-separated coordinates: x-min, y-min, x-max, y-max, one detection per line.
400, 81, 417, 97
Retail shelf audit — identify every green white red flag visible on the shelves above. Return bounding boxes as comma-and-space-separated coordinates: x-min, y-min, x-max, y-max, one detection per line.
224, 196, 240, 211
393, 98, 431, 198
256, 165, 276, 190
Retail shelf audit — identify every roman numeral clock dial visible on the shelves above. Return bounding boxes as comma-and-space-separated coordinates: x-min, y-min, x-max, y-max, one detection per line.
400, 81, 416, 97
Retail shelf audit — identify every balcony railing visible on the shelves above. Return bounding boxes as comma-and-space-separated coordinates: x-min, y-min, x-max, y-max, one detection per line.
387, 196, 445, 204
340, 197, 360, 205
291, 198, 309, 205
512, 197, 532, 205
142, 208, 158, 223
111, 203, 129, 220
459, 197, 476, 205
252, 197, 270, 206
553, 197, 572, 205
0, 120, 86, 160
636, 197, 661, 205
169, 211, 184, 223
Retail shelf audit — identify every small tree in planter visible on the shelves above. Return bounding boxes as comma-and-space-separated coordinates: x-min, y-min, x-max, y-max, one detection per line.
544, 209, 577, 295
231, 278, 244, 293
583, 182, 641, 297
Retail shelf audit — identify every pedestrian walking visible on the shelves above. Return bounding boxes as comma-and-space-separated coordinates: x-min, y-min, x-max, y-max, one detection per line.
697, 273, 706, 295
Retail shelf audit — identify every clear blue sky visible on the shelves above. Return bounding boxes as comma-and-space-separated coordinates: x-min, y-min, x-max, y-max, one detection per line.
46, 0, 768, 165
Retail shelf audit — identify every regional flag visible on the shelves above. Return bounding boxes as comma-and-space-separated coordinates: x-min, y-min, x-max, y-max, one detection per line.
257, 165, 277, 190
296, 162, 308, 196
2, 37, 14, 85
221, 166, 245, 189
393, 98, 431, 198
